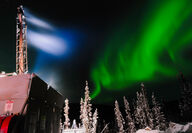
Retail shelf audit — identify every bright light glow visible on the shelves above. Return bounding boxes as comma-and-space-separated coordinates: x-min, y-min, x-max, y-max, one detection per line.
28, 30, 66, 56
25, 8, 67, 56
33, 70, 60, 91
25, 9, 53, 30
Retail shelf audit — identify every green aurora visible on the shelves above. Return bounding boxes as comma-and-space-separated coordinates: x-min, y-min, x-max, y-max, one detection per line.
90, 0, 192, 99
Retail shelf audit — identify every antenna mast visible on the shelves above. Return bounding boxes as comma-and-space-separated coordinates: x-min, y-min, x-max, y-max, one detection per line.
16, 5, 28, 74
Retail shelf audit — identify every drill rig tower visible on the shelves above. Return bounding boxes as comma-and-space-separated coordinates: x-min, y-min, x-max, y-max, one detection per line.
0, 5, 63, 133
16, 5, 28, 74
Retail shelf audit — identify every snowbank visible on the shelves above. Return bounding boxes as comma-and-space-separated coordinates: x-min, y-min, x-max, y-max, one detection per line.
136, 129, 163, 133
136, 122, 192, 133
136, 127, 164, 133
165, 122, 192, 133
62, 128, 85, 133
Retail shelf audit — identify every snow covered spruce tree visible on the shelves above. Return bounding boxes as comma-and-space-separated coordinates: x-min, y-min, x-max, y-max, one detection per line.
80, 98, 84, 125
91, 109, 98, 133
178, 73, 192, 119
151, 93, 166, 130
64, 98, 70, 129
114, 100, 125, 133
134, 92, 147, 129
60, 118, 63, 133
123, 96, 136, 133
141, 83, 154, 129
80, 81, 98, 133
134, 83, 154, 129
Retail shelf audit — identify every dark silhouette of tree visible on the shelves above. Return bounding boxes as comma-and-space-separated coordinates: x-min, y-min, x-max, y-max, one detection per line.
178, 72, 192, 121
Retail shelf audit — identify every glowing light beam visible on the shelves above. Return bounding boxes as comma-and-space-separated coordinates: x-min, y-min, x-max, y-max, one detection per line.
28, 30, 66, 56
25, 9, 53, 30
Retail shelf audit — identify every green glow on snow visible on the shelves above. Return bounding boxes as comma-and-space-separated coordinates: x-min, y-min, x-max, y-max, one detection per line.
91, 0, 192, 99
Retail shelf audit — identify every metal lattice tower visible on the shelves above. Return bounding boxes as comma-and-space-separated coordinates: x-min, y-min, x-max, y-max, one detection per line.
16, 5, 28, 74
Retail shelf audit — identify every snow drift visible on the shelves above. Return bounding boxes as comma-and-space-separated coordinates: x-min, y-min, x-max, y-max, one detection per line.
136, 122, 192, 133
165, 122, 192, 133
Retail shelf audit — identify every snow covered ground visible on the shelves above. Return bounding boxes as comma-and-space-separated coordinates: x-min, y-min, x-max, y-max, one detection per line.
136, 127, 164, 133
136, 122, 192, 133
136, 129, 164, 133
165, 122, 192, 133
62, 128, 85, 133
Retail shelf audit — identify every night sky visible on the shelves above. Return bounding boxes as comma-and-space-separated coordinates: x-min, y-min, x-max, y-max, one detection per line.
0, 0, 192, 105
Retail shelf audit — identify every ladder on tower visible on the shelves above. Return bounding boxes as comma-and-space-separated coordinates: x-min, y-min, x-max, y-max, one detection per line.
16, 5, 28, 74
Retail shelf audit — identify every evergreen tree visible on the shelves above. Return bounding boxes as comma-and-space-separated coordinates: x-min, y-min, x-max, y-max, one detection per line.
151, 93, 166, 130
91, 109, 98, 133
134, 92, 147, 129
85, 81, 92, 132
82, 81, 91, 132
80, 81, 97, 133
114, 100, 125, 133
140, 83, 154, 129
82, 99, 89, 132
179, 73, 192, 119
134, 83, 154, 129
80, 98, 84, 126
123, 96, 136, 133
64, 98, 70, 129
60, 118, 63, 133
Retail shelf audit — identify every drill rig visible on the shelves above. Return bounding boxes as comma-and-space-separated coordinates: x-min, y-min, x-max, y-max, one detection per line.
16, 5, 28, 74
0, 5, 64, 133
